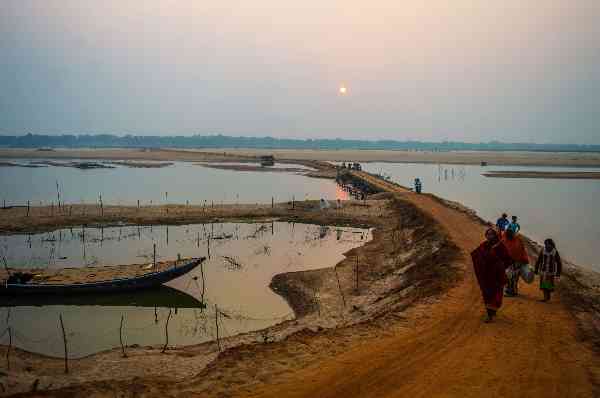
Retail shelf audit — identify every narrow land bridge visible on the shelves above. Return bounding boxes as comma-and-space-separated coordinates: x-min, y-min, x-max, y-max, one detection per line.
248, 169, 599, 398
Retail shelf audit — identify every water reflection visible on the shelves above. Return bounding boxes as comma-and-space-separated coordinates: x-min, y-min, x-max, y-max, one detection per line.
0, 285, 204, 309
0, 161, 346, 205
0, 222, 370, 358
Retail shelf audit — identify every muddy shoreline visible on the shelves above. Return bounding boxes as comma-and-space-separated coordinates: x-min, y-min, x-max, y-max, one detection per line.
0, 196, 460, 395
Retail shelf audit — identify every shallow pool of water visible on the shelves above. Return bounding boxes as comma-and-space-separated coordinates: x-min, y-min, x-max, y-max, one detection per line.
0, 222, 370, 358
362, 162, 600, 271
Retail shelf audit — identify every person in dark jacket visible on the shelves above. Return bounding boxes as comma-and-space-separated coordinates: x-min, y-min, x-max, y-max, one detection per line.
535, 238, 562, 302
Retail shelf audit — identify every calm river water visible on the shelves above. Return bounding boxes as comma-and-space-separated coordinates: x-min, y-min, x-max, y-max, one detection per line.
0, 222, 370, 357
362, 162, 600, 271
0, 160, 346, 206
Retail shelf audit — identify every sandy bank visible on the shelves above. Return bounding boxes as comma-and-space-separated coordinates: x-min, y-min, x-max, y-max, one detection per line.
0, 199, 377, 236
107, 161, 174, 168
483, 171, 600, 179
0, 148, 254, 164
2, 148, 600, 167
0, 197, 460, 396
187, 148, 600, 167
195, 163, 309, 174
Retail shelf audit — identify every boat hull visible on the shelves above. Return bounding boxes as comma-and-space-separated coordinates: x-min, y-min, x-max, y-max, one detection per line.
1, 257, 204, 296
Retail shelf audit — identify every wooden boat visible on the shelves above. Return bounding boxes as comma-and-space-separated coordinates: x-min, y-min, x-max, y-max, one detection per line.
260, 155, 275, 166
1, 257, 205, 296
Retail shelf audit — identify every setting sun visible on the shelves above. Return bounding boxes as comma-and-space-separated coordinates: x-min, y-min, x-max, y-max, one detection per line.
339, 85, 347, 95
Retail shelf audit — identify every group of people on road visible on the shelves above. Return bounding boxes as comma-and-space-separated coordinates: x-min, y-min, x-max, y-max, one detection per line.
471, 213, 563, 323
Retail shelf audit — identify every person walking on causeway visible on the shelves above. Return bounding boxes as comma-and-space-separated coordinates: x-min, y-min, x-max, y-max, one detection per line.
507, 215, 521, 234
535, 239, 562, 302
501, 228, 529, 296
471, 228, 513, 323
496, 213, 509, 232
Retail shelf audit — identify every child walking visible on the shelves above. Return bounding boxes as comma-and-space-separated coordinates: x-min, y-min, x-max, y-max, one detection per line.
534, 239, 562, 302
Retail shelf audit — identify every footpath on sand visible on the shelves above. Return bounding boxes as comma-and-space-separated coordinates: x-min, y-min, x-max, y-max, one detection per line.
246, 172, 599, 398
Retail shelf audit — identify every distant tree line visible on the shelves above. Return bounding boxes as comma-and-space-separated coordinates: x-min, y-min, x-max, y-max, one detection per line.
0, 133, 598, 153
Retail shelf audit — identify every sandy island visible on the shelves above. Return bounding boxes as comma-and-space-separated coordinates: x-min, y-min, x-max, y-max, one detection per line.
0, 151, 598, 397
181, 147, 600, 167
2, 147, 600, 167
483, 170, 600, 179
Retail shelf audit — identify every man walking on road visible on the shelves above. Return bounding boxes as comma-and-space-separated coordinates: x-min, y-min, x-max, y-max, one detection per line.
496, 213, 509, 232
507, 216, 521, 234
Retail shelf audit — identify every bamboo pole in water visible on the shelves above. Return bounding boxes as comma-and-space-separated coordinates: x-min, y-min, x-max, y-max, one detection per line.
119, 315, 127, 358
59, 314, 69, 374
355, 256, 359, 292
6, 327, 11, 370
334, 266, 346, 308
215, 304, 221, 351
207, 236, 211, 259
153, 243, 157, 270
56, 180, 60, 211
162, 309, 172, 353
200, 261, 206, 306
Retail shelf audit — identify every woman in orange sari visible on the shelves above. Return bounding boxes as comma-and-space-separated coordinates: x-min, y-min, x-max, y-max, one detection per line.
471, 228, 513, 322
501, 228, 529, 296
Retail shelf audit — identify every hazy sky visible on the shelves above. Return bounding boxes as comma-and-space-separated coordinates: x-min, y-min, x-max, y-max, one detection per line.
1, 1, 599, 143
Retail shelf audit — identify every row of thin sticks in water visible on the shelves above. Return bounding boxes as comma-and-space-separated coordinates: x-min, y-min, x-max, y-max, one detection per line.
0, 303, 238, 375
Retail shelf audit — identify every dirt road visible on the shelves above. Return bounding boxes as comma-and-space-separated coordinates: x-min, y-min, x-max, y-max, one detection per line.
245, 173, 599, 398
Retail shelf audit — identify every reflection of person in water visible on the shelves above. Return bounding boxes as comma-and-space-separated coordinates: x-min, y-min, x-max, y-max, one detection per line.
319, 225, 328, 239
